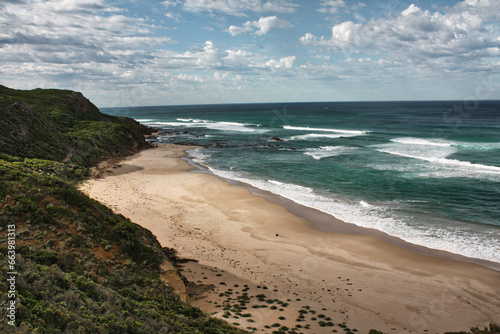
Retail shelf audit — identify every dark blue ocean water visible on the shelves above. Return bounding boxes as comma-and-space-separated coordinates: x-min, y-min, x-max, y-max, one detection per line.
103, 101, 500, 263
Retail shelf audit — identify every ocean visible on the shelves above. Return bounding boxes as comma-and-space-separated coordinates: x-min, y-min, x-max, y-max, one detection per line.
102, 101, 500, 265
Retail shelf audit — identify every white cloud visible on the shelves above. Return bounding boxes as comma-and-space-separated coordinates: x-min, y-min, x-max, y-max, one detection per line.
266, 55, 296, 69
40, 0, 113, 13
0, 0, 177, 106
300, 1, 500, 72
254, 15, 292, 35
162, 0, 180, 7
318, 0, 367, 18
165, 41, 296, 74
182, 0, 298, 16
176, 73, 205, 82
165, 11, 182, 21
0, 0, 172, 67
227, 16, 292, 36
227, 23, 255, 36
401, 3, 420, 16
223, 49, 254, 67
318, 0, 347, 14
156, 40, 263, 73
455, 0, 500, 21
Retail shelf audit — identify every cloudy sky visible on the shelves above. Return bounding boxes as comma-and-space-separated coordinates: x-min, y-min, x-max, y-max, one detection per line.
1, 0, 499, 107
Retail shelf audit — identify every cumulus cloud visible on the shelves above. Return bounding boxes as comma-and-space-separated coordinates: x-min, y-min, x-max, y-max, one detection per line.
226, 16, 292, 36
182, 0, 298, 16
266, 55, 296, 69
454, 0, 500, 21
300, 1, 500, 71
223, 49, 254, 67
162, 41, 295, 73
157, 40, 261, 73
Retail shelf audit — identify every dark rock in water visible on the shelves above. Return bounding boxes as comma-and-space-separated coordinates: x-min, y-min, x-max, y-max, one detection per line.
271, 137, 283, 142
174, 142, 207, 147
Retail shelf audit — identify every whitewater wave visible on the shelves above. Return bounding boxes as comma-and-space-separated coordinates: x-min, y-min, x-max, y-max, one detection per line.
391, 137, 500, 151
303, 146, 353, 160
390, 137, 452, 147
454, 142, 500, 151
177, 118, 205, 123
378, 150, 500, 174
374, 137, 500, 178
283, 125, 368, 135
290, 133, 346, 140
150, 119, 268, 133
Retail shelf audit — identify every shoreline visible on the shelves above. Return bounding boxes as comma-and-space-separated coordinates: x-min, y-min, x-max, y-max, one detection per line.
184, 149, 500, 272
81, 144, 500, 333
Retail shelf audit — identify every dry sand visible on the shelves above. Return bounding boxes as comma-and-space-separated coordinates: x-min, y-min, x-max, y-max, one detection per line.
80, 144, 500, 334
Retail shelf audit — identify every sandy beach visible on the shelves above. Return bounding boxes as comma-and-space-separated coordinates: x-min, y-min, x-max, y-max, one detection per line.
80, 144, 500, 334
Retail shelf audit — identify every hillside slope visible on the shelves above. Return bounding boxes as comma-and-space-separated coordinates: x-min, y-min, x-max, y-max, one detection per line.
0, 85, 151, 166
0, 86, 247, 333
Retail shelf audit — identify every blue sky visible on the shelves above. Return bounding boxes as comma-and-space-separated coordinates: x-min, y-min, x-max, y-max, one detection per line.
1, 0, 499, 107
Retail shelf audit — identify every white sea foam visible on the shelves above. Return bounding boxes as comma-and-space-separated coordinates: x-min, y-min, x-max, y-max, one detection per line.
454, 142, 500, 151
378, 149, 500, 174
291, 133, 346, 140
176, 118, 207, 123
303, 146, 353, 160
283, 125, 367, 135
150, 121, 191, 127
374, 137, 500, 179
202, 122, 265, 133
390, 137, 452, 147
153, 119, 267, 133
188, 149, 500, 263
392, 137, 500, 151
188, 148, 211, 169
360, 201, 372, 208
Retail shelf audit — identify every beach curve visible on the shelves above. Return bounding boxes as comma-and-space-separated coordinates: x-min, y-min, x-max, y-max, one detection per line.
80, 144, 500, 334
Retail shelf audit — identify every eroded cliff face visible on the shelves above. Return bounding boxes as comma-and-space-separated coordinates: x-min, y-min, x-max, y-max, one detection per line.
68, 91, 101, 115
161, 261, 188, 303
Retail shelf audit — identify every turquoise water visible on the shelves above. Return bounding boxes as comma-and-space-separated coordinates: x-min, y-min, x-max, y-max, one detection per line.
103, 101, 500, 263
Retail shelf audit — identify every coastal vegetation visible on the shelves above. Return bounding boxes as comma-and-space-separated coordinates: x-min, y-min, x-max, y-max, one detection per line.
0, 85, 151, 166
0, 86, 247, 333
